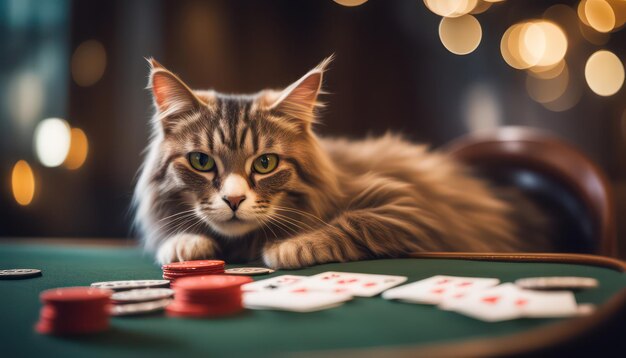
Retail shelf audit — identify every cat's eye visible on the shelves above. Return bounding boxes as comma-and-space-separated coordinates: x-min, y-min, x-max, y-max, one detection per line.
252, 154, 279, 174
188, 152, 215, 172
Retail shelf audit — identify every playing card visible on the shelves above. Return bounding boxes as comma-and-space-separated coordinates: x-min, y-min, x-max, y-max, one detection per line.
382, 275, 500, 305
306, 271, 407, 297
514, 290, 579, 318
443, 283, 579, 322
243, 289, 352, 312
240, 275, 309, 293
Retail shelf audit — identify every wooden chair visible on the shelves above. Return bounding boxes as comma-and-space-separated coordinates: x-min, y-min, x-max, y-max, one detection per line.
442, 126, 616, 257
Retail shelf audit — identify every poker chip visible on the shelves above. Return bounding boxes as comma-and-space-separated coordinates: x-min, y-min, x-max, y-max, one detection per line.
515, 277, 599, 291
166, 275, 252, 318
162, 260, 225, 271
35, 287, 112, 335
111, 288, 174, 303
224, 267, 275, 276
162, 260, 225, 281
0, 268, 42, 279
90, 279, 170, 291
110, 298, 173, 316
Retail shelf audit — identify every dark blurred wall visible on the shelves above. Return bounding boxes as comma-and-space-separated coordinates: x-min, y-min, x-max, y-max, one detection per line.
0, 0, 624, 257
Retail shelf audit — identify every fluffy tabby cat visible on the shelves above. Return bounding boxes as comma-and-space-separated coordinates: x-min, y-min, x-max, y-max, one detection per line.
134, 57, 550, 269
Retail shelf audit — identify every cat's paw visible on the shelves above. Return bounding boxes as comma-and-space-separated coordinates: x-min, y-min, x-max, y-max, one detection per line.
156, 233, 219, 264
262, 240, 312, 269
263, 236, 342, 269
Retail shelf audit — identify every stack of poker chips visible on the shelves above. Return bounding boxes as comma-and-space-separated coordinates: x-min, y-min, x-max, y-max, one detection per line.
166, 275, 253, 318
35, 287, 112, 335
161, 260, 225, 281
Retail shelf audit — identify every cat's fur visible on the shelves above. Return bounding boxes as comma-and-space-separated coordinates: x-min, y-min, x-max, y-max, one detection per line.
134, 57, 551, 269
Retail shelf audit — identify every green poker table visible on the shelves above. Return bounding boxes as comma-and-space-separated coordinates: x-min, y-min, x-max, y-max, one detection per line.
1, 242, 625, 357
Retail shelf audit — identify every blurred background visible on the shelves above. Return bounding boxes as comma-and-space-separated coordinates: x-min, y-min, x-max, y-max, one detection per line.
0, 0, 624, 257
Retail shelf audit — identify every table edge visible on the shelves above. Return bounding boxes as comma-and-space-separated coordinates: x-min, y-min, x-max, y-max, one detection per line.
407, 252, 626, 272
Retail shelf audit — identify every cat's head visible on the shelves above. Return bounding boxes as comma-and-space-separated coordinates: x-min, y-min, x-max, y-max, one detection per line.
147, 57, 338, 238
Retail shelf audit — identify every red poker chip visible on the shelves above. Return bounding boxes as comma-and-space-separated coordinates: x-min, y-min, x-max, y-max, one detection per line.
174, 291, 242, 305
165, 300, 244, 317
172, 275, 253, 292
163, 268, 225, 275
36, 286, 112, 336
40, 303, 109, 319
162, 270, 224, 278
35, 318, 109, 335
162, 260, 225, 271
41, 287, 112, 304
39, 306, 110, 323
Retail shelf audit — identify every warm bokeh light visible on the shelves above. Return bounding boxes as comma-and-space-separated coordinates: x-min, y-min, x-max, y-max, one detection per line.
501, 20, 567, 70
34, 118, 71, 167
11, 160, 35, 206
501, 24, 528, 69
470, 1, 492, 15
71, 40, 107, 87
578, 19, 611, 44
528, 60, 567, 80
533, 21, 567, 67
64, 128, 89, 170
584, 0, 616, 33
585, 50, 625, 96
526, 61, 570, 104
333, 0, 368, 6
438, 15, 482, 55
541, 77, 584, 112
424, 0, 478, 18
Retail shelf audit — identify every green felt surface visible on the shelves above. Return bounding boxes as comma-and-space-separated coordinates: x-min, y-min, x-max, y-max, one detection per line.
0, 244, 625, 358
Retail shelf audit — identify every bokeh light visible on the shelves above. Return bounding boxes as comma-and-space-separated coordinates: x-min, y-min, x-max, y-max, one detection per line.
333, 0, 368, 6
528, 60, 567, 80
71, 40, 107, 87
470, 1, 492, 15
34, 118, 71, 167
501, 20, 567, 70
584, 50, 625, 96
64, 128, 89, 170
439, 15, 482, 55
542, 74, 584, 112
424, 0, 478, 18
584, 0, 616, 33
11, 160, 35, 206
526, 61, 570, 104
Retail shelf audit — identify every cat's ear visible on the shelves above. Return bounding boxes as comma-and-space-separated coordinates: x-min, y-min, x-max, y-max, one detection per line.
258, 56, 333, 128
147, 58, 205, 126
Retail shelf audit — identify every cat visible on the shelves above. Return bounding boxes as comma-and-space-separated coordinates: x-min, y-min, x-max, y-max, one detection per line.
133, 56, 551, 269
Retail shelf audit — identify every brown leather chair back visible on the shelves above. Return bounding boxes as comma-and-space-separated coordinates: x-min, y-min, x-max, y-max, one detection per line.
444, 127, 616, 257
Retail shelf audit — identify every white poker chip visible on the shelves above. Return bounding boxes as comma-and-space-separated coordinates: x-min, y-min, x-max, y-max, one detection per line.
515, 277, 599, 290
111, 288, 174, 303
225, 267, 275, 276
110, 298, 172, 316
91, 279, 170, 291
0, 268, 42, 279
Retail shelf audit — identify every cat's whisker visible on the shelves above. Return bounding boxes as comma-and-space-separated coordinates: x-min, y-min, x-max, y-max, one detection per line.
154, 209, 197, 225
265, 215, 299, 236
263, 215, 295, 237
272, 205, 334, 229
270, 212, 314, 232
255, 216, 279, 240
272, 206, 344, 237
161, 216, 198, 237
151, 213, 196, 235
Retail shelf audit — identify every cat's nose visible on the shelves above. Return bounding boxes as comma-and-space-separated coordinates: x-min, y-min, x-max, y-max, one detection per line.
222, 195, 246, 211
